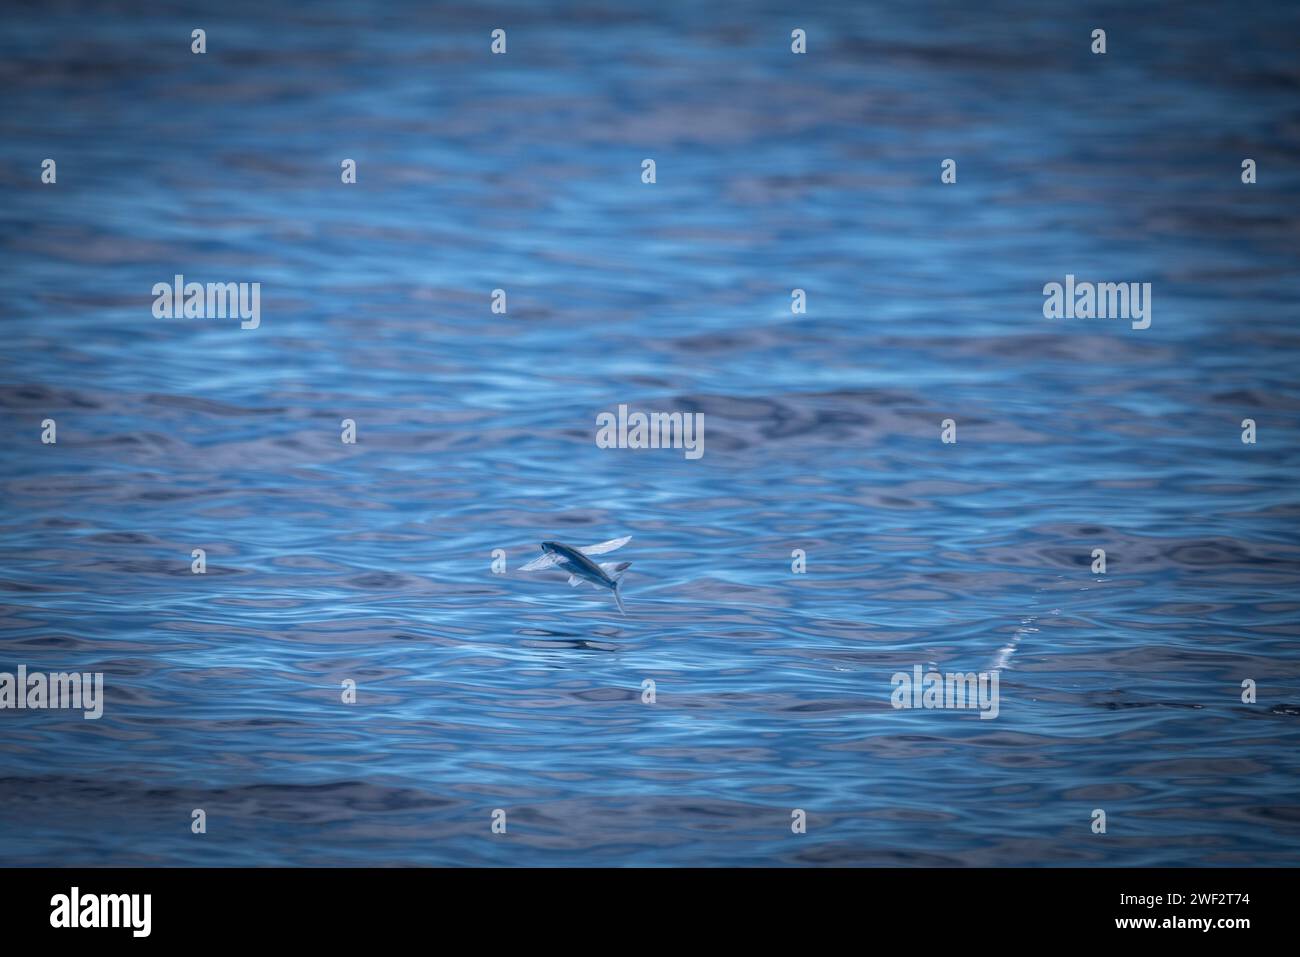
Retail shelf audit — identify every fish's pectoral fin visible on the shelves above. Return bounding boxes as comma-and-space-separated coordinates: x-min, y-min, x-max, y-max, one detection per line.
520, 551, 567, 572
580, 535, 631, 556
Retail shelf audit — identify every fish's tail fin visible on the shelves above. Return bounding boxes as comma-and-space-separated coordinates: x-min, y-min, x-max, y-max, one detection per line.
601, 561, 630, 615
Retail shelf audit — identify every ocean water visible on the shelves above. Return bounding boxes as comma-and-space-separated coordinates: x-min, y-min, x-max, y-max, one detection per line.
1, 0, 1298, 866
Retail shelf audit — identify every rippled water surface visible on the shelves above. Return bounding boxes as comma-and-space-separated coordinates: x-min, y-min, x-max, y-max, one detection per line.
2, 0, 1299, 865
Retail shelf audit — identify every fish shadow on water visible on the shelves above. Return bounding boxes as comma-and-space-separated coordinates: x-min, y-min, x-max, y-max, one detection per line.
517, 628, 623, 653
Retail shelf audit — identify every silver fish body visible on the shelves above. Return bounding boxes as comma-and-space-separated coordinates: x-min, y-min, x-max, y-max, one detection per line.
520, 536, 632, 614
